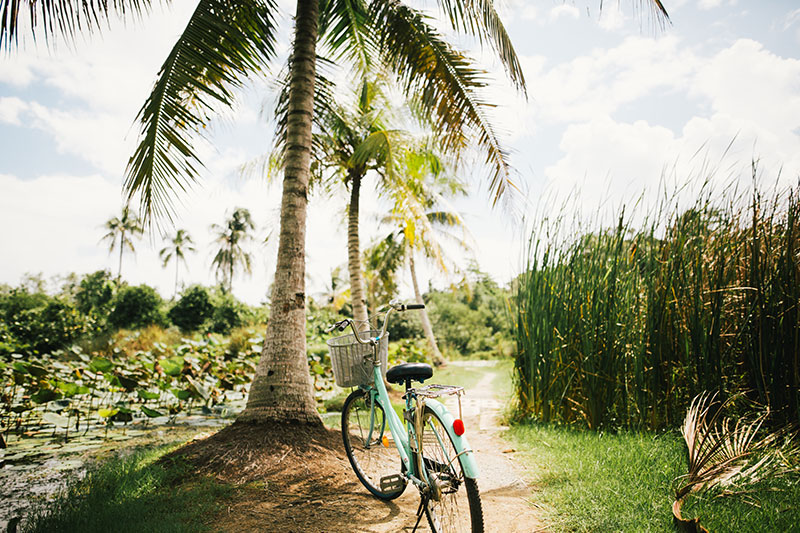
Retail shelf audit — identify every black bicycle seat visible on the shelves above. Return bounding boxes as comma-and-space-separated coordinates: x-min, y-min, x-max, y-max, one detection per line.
386, 363, 433, 385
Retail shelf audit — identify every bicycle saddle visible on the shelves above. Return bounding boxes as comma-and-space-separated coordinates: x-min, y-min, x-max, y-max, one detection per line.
386, 363, 433, 385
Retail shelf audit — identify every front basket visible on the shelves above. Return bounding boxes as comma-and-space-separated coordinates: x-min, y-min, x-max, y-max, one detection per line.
326, 330, 388, 387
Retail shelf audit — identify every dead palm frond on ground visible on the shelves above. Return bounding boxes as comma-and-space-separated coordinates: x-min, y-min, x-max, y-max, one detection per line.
673, 392, 799, 532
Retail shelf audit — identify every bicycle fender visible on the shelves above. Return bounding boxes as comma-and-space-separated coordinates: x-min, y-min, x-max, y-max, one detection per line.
424, 399, 480, 479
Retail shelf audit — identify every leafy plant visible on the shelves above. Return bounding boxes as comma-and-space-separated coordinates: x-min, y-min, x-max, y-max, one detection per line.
109, 285, 166, 330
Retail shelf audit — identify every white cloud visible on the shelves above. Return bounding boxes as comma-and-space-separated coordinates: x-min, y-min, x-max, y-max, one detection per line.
549, 5, 581, 22
598, 6, 627, 31
0, 97, 28, 125
699, 0, 723, 10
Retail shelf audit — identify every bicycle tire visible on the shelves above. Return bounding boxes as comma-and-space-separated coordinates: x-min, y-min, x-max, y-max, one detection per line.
420, 406, 483, 533
341, 388, 407, 500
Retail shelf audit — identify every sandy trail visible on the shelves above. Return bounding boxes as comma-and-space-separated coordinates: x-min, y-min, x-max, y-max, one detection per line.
361, 361, 544, 533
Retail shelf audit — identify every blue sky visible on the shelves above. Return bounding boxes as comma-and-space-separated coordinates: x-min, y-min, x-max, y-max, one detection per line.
1, 1, 799, 303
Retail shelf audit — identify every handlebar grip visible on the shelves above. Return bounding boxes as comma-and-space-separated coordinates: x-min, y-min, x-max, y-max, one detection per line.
405, 303, 425, 310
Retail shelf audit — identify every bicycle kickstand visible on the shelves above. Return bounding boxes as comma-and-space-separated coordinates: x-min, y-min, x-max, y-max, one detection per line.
411, 494, 428, 533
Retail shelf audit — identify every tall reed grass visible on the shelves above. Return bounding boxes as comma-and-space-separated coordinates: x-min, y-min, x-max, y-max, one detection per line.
513, 172, 799, 430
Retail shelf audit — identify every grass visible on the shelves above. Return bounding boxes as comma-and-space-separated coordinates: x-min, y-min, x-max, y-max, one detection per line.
509, 422, 800, 532
509, 423, 685, 532
22, 444, 231, 533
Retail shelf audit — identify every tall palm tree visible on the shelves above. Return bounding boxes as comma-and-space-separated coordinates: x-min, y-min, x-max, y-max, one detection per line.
101, 205, 143, 282
3, 0, 669, 424
382, 151, 474, 364
210, 208, 256, 294
159, 229, 195, 297
311, 78, 407, 328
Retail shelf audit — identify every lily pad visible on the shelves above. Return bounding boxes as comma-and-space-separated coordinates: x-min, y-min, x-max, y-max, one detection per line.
98, 408, 119, 418
141, 406, 164, 418
89, 357, 113, 373
42, 412, 70, 428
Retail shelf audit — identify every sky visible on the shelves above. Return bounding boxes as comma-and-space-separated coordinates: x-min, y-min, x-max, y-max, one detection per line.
1, 1, 799, 305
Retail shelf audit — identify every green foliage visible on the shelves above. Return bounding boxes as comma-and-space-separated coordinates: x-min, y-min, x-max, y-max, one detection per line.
75, 270, 116, 329
425, 270, 512, 357
168, 286, 214, 332
509, 424, 686, 532
0, 289, 86, 356
109, 285, 166, 330
385, 307, 424, 340
23, 446, 230, 533
514, 180, 800, 430
207, 292, 245, 335
388, 338, 428, 364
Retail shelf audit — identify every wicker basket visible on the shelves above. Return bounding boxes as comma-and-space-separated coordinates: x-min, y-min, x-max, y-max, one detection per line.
326, 330, 388, 387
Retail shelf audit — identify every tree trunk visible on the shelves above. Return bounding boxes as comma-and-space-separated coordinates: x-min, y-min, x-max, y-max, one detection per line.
347, 172, 369, 330
409, 251, 446, 366
239, 0, 320, 424
117, 234, 124, 282
174, 259, 179, 298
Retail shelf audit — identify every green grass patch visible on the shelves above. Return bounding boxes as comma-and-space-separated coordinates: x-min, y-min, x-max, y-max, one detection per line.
23, 445, 231, 533
508, 423, 685, 532
681, 477, 800, 532
509, 423, 800, 532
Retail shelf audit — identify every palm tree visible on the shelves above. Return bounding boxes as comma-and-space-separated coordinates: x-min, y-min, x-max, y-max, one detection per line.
100, 205, 143, 282
159, 229, 195, 297
381, 152, 474, 364
3, 0, 669, 424
311, 78, 408, 328
210, 208, 256, 294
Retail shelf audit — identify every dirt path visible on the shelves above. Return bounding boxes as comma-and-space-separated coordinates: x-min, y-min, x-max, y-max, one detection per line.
358, 361, 544, 532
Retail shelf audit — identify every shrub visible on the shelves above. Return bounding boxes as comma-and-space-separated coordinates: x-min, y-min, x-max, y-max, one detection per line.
6, 299, 86, 355
208, 293, 244, 334
108, 285, 166, 330
75, 270, 115, 323
168, 286, 214, 332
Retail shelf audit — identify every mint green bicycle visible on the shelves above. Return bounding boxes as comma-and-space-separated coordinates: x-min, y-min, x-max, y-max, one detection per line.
326, 301, 483, 533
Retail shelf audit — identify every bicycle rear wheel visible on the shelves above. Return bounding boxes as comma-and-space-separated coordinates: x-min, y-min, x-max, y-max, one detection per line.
341, 388, 407, 500
420, 406, 483, 533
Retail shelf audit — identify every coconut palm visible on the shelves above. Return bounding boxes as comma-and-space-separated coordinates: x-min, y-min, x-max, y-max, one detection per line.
100, 205, 143, 282
210, 208, 256, 294
3, 0, 669, 424
381, 152, 474, 364
309, 77, 409, 329
159, 229, 195, 297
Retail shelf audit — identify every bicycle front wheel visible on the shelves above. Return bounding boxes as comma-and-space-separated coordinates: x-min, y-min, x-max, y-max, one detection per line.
420, 406, 483, 533
341, 388, 407, 500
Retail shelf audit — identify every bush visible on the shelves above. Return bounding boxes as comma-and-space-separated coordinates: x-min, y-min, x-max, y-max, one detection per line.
108, 285, 166, 330
168, 286, 214, 332
208, 293, 244, 334
75, 270, 115, 324
5, 299, 86, 355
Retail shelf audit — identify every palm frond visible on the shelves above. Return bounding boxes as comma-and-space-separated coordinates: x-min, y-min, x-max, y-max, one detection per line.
0, 0, 151, 50
318, 0, 375, 72
125, 0, 278, 227
370, 0, 515, 206
434, 0, 526, 92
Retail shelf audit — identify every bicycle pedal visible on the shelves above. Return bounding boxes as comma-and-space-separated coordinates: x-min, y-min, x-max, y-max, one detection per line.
380, 474, 404, 492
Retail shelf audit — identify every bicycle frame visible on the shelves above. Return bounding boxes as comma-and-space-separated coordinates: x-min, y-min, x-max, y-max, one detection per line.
362, 348, 480, 486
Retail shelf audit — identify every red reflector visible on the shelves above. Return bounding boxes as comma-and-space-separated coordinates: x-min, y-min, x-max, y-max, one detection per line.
453, 419, 465, 436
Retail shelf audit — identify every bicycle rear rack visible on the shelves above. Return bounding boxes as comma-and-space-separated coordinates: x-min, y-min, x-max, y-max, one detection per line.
407, 384, 465, 420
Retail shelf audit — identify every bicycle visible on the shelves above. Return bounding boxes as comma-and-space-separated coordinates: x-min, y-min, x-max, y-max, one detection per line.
325, 300, 483, 533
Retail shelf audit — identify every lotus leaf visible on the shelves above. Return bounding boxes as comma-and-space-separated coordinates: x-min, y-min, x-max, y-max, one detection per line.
171, 388, 191, 401
137, 390, 160, 401
57, 381, 79, 396
160, 356, 184, 376
89, 357, 113, 373
98, 408, 119, 418
186, 376, 209, 400
31, 389, 61, 404
141, 406, 164, 418
42, 412, 69, 428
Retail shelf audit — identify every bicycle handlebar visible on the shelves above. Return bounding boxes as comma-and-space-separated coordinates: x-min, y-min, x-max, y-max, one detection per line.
324, 300, 425, 343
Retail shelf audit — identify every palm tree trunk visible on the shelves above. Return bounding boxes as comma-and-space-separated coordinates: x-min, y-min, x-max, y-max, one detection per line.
240, 0, 320, 424
174, 259, 179, 298
347, 172, 369, 329
117, 233, 124, 282
409, 251, 446, 366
